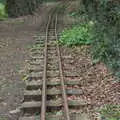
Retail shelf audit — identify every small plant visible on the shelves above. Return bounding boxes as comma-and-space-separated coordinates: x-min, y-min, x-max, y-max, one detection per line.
58, 21, 94, 47
69, 11, 78, 17
99, 104, 120, 120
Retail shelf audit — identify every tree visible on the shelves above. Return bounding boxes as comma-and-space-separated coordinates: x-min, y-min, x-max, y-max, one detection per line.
6, 0, 41, 17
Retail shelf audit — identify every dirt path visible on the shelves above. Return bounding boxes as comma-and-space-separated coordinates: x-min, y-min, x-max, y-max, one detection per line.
0, 3, 57, 120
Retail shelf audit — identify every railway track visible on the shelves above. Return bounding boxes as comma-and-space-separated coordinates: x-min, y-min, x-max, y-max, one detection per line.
19, 6, 90, 120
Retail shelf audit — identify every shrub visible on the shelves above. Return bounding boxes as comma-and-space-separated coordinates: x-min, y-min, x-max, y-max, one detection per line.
58, 22, 94, 47
90, 1, 120, 79
6, 0, 42, 17
79, 0, 120, 79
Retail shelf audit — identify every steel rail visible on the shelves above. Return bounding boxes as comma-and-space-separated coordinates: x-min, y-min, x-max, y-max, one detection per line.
41, 6, 70, 120
41, 15, 51, 120
55, 14, 70, 120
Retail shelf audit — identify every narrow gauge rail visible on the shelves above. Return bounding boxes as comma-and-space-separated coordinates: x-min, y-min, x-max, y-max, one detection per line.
41, 12, 70, 120
19, 5, 90, 120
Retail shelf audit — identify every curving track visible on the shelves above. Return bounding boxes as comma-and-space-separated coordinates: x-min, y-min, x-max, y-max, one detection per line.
19, 4, 90, 120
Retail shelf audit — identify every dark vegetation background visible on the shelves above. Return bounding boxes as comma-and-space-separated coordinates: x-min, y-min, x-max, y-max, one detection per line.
0, 0, 5, 3
81, 0, 120, 81
6, 0, 42, 17
0, 0, 57, 17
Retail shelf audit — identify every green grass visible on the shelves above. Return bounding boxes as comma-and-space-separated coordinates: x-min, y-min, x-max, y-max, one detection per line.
58, 21, 94, 47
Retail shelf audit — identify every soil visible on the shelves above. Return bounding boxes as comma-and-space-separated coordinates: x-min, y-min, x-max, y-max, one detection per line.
0, 3, 57, 120
60, 45, 120, 120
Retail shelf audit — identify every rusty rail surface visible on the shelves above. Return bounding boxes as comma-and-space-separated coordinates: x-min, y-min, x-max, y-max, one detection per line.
41, 15, 51, 120
41, 12, 70, 120
55, 15, 70, 120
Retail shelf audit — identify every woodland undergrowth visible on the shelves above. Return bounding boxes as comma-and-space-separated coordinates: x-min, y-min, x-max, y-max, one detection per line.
59, 0, 120, 119
59, 0, 120, 82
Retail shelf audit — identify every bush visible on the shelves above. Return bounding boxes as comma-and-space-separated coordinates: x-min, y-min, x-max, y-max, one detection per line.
58, 22, 94, 47
0, 0, 5, 4
90, 1, 120, 79
80, 0, 120, 79
6, 0, 42, 17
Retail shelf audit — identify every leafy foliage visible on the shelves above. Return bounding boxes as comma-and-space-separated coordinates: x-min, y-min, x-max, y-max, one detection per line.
58, 22, 93, 47
6, 0, 42, 17
81, 0, 120, 79
0, 0, 5, 4
0, 2, 7, 20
